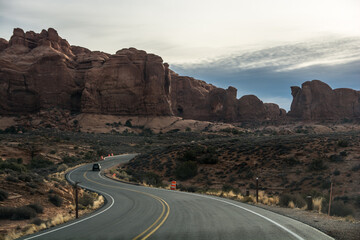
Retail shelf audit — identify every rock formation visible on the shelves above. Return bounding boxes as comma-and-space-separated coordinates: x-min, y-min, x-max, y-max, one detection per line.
0, 28, 172, 116
7, 28, 357, 123
288, 80, 360, 120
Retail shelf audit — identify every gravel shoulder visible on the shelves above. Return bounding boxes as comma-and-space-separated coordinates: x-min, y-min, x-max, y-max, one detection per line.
254, 203, 360, 240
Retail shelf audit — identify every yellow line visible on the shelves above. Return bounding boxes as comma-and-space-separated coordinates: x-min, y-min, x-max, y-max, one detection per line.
142, 198, 170, 240
83, 172, 170, 240
132, 197, 165, 240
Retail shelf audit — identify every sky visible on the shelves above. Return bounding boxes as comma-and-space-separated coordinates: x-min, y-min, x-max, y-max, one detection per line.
1, 0, 359, 110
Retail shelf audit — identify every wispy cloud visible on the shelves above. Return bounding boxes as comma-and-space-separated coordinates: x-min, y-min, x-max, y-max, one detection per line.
172, 38, 360, 111
175, 37, 360, 72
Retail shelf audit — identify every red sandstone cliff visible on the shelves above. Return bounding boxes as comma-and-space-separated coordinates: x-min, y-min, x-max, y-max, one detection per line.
0, 28, 286, 122
4, 28, 356, 123
288, 80, 360, 120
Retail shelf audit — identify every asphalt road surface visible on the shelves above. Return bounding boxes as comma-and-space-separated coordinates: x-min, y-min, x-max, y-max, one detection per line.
20, 154, 334, 240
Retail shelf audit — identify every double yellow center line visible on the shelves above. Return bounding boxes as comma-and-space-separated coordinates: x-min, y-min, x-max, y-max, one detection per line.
83, 172, 170, 240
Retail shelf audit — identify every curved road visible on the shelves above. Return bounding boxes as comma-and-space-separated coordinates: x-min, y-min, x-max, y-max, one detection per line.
21, 154, 333, 240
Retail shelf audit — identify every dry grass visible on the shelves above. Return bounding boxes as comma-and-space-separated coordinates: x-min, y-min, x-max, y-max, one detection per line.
313, 197, 323, 213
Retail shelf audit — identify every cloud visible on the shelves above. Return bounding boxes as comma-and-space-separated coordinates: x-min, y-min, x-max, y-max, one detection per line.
172, 38, 360, 111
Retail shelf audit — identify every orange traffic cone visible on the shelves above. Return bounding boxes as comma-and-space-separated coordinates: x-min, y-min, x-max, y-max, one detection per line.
170, 181, 176, 190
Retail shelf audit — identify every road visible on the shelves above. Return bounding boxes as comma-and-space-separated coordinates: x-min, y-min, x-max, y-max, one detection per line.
21, 154, 333, 240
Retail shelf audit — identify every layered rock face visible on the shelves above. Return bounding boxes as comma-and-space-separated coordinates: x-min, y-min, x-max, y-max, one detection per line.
171, 73, 285, 122
288, 80, 360, 120
0, 28, 287, 122
0, 28, 172, 116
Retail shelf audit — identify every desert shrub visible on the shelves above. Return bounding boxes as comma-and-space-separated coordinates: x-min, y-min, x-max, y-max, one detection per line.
178, 184, 198, 192
31, 217, 44, 226
49, 194, 63, 207
79, 192, 95, 207
355, 196, 360, 208
6, 175, 19, 182
352, 164, 360, 172
125, 119, 132, 127
57, 163, 68, 172
26, 182, 39, 189
143, 172, 162, 186
0, 206, 37, 220
279, 193, 306, 208
0, 189, 9, 201
0, 161, 27, 172
329, 154, 343, 163
337, 140, 349, 147
308, 158, 327, 171
12, 206, 37, 220
324, 201, 355, 217
27, 204, 43, 213
175, 161, 198, 180
62, 155, 79, 164
31, 155, 53, 168
283, 157, 300, 166
49, 150, 57, 154
222, 184, 233, 193
333, 170, 340, 176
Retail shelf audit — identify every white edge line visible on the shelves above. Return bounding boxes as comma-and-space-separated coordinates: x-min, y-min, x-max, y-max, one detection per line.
23, 164, 115, 240
149, 188, 334, 240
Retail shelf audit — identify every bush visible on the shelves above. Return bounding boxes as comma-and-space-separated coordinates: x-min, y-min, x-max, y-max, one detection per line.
0, 206, 37, 220
279, 193, 306, 208
32, 217, 44, 226
0, 189, 9, 201
49, 194, 63, 207
325, 201, 355, 217
125, 119, 132, 127
6, 175, 19, 182
27, 204, 43, 213
0, 161, 27, 172
31, 155, 54, 168
11, 206, 37, 220
308, 158, 327, 171
337, 140, 349, 147
79, 192, 95, 207
352, 164, 360, 172
143, 172, 162, 186
175, 161, 198, 180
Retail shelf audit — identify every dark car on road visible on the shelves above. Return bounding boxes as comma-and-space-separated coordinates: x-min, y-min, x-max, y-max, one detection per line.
92, 163, 101, 171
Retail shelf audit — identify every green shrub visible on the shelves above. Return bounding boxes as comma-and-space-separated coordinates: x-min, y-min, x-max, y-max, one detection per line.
143, 172, 162, 186
79, 192, 95, 207
125, 119, 132, 127
279, 193, 306, 208
352, 164, 360, 172
0, 161, 27, 172
0, 189, 9, 201
49, 194, 63, 207
11, 207, 37, 220
31, 155, 53, 168
6, 175, 18, 182
323, 201, 355, 217
175, 161, 198, 180
0, 206, 37, 220
308, 158, 327, 171
337, 140, 349, 147
31, 218, 44, 226
27, 204, 43, 214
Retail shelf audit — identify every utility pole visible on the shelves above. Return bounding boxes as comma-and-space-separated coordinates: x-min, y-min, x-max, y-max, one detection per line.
256, 177, 259, 203
328, 181, 333, 216
75, 182, 80, 219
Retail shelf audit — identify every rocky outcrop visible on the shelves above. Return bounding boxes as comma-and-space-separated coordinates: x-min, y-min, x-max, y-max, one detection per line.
171, 74, 285, 122
288, 80, 360, 120
0, 27, 287, 122
0, 28, 172, 116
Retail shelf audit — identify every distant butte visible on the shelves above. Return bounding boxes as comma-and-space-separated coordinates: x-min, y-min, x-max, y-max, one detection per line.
0, 28, 359, 122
